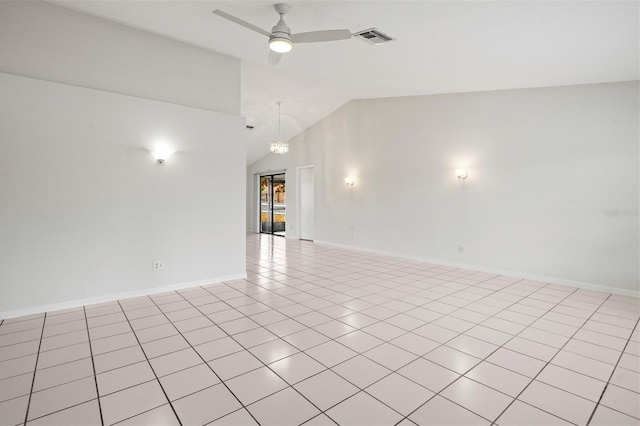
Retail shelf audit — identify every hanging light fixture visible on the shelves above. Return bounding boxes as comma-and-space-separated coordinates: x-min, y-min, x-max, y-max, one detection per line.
270, 101, 289, 155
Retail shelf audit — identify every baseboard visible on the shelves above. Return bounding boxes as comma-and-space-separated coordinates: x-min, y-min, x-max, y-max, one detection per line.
314, 240, 639, 298
0, 272, 247, 320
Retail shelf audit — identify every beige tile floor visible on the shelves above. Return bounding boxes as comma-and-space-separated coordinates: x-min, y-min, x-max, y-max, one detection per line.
1, 234, 639, 425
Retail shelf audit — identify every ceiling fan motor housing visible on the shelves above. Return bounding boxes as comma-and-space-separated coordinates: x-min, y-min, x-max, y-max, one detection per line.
271, 19, 291, 39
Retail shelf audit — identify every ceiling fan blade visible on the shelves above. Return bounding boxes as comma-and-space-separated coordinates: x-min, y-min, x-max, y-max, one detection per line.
212, 10, 271, 38
291, 29, 352, 43
267, 51, 282, 66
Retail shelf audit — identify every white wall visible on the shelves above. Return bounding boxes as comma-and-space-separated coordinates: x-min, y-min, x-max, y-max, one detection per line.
248, 82, 639, 294
0, 1, 240, 114
0, 2, 246, 317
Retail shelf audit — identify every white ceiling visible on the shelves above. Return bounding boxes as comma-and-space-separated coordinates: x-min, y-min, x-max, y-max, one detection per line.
54, 1, 639, 165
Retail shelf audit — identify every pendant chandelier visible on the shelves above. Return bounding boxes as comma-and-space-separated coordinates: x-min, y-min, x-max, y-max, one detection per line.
270, 101, 289, 155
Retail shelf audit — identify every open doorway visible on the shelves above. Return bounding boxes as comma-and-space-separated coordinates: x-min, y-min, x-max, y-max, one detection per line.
260, 173, 286, 237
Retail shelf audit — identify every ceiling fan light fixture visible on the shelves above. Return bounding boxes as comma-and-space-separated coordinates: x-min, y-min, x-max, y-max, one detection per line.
269, 36, 293, 53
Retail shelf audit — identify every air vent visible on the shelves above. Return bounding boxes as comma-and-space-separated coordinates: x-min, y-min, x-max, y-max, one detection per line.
353, 28, 394, 45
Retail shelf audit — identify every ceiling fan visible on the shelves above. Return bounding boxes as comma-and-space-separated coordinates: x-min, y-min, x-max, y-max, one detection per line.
213, 3, 352, 65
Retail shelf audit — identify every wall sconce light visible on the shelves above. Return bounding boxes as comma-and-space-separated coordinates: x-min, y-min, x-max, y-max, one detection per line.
151, 147, 176, 164
455, 169, 468, 181
344, 177, 355, 187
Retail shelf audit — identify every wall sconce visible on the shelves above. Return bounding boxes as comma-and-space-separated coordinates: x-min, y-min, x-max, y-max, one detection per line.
151, 147, 176, 164
344, 177, 355, 187
455, 169, 468, 181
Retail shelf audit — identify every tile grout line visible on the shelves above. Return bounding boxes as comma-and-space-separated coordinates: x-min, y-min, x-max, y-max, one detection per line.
0, 300, 339, 390
243, 238, 542, 420
3, 235, 638, 425
0, 285, 630, 373
388, 297, 633, 423
0, 261, 629, 348
585, 315, 640, 425
488, 292, 614, 426
25, 400, 104, 424
315, 281, 546, 419
251, 240, 636, 349
170, 287, 330, 424
67, 290, 635, 365
202, 272, 435, 406
251, 244, 639, 423
115, 300, 184, 426
243, 239, 635, 423
215, 255, 548, 422
196, 280, 392, 410
253, 264, 619, 343
193, 283, 395, 418
6, 281, 630, 425
230, 240, 636, 386
206, 266, 428, 387
142, 295, 262, 426
22, 313, 46, 426
248, 242, 634, 352
394, 282, 584, 424
83, 305, 104, 426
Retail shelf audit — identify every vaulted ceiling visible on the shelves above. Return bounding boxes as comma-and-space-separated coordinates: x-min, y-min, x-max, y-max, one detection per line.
54, 1, 639, 164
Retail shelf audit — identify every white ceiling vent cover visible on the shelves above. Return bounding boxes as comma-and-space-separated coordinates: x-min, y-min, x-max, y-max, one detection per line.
353, 28, 394, 45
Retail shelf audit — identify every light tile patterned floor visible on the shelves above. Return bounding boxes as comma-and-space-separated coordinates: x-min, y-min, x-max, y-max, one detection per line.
1, 234, 639, 425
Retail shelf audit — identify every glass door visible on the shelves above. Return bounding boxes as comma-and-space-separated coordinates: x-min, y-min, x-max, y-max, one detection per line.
272, 174, 286, 236
260, 173, 286, 237
260, 176, 272, 234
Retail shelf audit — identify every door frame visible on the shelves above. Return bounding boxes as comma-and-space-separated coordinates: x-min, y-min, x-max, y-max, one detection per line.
296, 165, 315, 241
255, 171, 286, 236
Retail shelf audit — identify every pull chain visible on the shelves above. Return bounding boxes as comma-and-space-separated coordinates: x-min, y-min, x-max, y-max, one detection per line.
277, 101, 282, 140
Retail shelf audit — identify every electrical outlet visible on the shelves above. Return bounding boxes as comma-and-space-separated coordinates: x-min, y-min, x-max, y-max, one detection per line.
153, 261, 164, 271
458, 244, 467, 253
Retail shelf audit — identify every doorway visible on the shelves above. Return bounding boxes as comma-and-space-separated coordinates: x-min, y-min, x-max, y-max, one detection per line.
260, 173, 286, 237
297, 166, 315, 241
